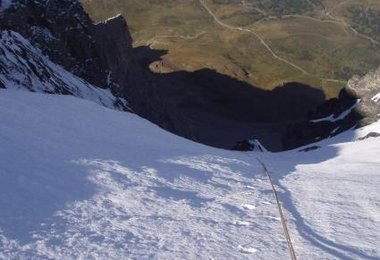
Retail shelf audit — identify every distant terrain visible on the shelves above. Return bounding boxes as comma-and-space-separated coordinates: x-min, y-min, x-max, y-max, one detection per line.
82, 0, 380, 97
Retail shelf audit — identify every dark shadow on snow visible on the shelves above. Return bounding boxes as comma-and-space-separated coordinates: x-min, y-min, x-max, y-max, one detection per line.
0, 162, 97, 245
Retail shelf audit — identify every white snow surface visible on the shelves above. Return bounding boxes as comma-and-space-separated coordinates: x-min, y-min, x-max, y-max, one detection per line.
372, 92, 380, 103
0, 90, 379, 259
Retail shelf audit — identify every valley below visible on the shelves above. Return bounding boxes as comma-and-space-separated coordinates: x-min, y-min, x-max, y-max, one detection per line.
78, 0, 380, 150
82, 0, 380, 96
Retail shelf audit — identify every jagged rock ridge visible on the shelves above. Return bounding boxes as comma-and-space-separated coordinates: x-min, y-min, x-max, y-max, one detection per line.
282, 68, 380, 150
0, 0, 132, 95
0, 30, 129, 110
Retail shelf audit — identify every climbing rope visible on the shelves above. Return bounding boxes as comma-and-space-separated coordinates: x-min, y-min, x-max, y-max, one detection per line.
256, 158, 297, 260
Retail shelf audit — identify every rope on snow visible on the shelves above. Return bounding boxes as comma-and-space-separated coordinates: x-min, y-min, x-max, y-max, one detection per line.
257, 158, 297, 260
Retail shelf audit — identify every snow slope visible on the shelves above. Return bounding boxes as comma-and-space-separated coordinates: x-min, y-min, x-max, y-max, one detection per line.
0, 90, 379, 259
260, 128, 380, 259
0, 31, 128, 110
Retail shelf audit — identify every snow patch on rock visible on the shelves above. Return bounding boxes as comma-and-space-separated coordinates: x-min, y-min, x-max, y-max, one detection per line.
311, 100, 360, 123
0, 30, 127, 110
0, 0, 12, 12
372, 93, 380, 103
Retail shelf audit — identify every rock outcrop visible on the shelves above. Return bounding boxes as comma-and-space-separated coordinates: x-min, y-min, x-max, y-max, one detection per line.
282, 68, 380, 150
0, 0, 132, 95
94, 15, 133, 92
0, 30, 129, 110
346, 67, 380, 124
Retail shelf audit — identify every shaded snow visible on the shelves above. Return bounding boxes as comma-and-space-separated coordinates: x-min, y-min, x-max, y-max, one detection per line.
0, 90, 379, 259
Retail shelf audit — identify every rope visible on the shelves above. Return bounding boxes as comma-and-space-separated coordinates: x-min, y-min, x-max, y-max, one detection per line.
256, 158, 297, 260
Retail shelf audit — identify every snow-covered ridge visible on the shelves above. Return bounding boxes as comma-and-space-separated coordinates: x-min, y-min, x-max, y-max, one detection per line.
0, 30, 128, 110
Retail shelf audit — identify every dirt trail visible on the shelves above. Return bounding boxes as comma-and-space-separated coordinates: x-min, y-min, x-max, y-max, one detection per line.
199, 0, 348, 84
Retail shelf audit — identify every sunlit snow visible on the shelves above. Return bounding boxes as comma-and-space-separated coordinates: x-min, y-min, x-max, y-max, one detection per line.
0, 90, 379, 259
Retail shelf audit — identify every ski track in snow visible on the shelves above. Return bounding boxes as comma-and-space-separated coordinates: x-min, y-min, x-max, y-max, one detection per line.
0, 90, 379, 259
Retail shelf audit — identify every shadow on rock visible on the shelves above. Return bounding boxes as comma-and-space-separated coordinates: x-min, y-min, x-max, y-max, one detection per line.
124, 46, 327, 151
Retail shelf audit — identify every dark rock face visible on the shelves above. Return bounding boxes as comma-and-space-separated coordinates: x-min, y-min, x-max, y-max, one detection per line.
0, 0, 132, 94
282, 88, 359, 150
0, 30, 129, 110
232, 139, 266, 152
357, 132, 380, 141
282, 68, 380, 150
124, 47, 327, 151
94, 15, 133, 92
346, 68, 380, 124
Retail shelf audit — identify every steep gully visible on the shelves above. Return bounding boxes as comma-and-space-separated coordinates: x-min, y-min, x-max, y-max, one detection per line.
0, 0, 365, 151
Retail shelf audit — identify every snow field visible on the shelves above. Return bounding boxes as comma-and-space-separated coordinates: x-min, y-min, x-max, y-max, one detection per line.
0, 89, 379, 259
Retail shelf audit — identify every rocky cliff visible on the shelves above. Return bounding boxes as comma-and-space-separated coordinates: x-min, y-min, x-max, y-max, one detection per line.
347, 68, 380, 124
282, 68, 380, 150
0, 0, 132, 95
0, 30, 129, 110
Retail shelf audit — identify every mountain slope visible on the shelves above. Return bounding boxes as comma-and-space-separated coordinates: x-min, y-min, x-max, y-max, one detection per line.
0, 30, 128, 110
1, 0, 133, 93
81, 0, 380, 94
0, 89, 379, 259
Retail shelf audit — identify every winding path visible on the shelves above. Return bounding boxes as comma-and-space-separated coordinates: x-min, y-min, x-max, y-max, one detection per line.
198, 0, 349, 84
146, 31, 207, 47
325, 0, 379, 45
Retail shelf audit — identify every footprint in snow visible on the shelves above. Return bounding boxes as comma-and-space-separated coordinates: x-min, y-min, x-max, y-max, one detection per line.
242, 204, 256, 210
238, 245, 258, 254
267, 216, 281, 221
234, 221, 251, 226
